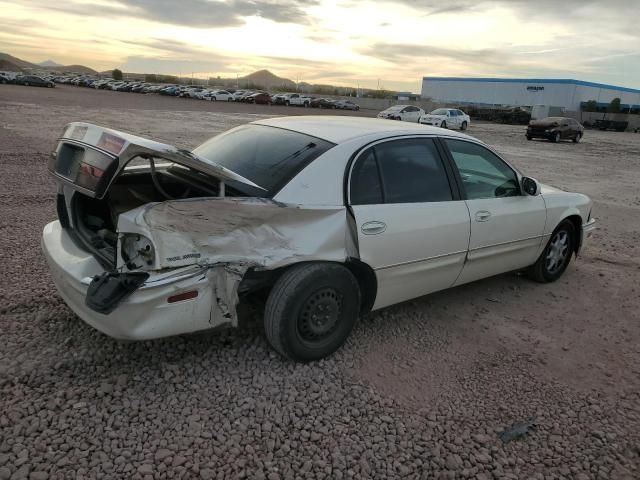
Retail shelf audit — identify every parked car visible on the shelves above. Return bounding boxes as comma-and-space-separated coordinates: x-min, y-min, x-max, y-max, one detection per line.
206, 90, 233, 101
594, 119, 628, 132
335, 100, 360, 111
420, 108, 470, 130
0, 73, 13, 84
526, 117, 584, 143
15, 75, 54, 88
377, 105, 424, 122
310, 98, 337, 109
246, 92, 272, 105
285, 93, 312, 107
43, 117, 595, 361
271, 93, 288, 105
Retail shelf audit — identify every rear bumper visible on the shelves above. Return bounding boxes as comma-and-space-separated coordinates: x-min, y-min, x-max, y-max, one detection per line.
42, 221, 236, 340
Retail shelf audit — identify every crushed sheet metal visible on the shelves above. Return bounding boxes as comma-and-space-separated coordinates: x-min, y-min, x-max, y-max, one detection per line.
118, 197, 354, 270
208, 265, 247, 327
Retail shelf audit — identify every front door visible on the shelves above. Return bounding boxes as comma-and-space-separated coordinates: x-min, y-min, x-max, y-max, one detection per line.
442, 138, 547, 285
349, 137, 471, 309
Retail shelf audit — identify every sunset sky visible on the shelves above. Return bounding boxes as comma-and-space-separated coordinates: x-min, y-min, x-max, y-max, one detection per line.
1, 0, 639, 91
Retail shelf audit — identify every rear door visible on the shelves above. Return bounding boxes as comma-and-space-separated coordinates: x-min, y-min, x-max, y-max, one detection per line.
442, 138, 547, 285
349, 137, 470, 309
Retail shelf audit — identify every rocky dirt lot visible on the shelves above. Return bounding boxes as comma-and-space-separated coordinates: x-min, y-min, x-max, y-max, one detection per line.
1, 84, 639, 480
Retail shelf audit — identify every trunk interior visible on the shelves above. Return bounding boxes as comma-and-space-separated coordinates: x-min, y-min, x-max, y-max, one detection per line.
64, 162, 245, 269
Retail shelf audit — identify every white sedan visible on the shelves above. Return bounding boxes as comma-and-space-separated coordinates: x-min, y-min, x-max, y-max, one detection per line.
420, 108, 471, 130
42, 117, 595, 361
206, 90, 233, 101
377, 105, 425, 122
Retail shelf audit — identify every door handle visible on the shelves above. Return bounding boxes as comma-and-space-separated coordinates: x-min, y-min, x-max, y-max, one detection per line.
361, 221, 387, 235
475, 211, 492, 222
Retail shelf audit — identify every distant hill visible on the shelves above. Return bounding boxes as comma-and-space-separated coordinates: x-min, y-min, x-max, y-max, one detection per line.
238, 69, 295, 89
0, 52, 96, 74
0, 52, 36, 70
38, 59, 63, 67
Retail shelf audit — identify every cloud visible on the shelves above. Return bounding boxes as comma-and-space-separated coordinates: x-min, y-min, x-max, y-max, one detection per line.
122, 56, 229, 74
12, 0, 320, 28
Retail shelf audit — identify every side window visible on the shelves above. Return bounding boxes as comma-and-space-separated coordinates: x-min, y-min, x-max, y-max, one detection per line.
445, 139, 519, 200
375, 138, 452, 203
449, 110, 457, 116
350, 149, 383, 205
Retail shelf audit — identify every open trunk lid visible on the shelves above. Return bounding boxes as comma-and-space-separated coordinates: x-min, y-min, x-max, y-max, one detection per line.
49, 122, 265, 199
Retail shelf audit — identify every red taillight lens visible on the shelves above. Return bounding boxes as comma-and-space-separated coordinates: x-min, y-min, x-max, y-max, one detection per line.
167, 291, 198, 303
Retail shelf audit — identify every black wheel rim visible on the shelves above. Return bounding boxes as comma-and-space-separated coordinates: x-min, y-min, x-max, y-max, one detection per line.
297, 288, 342, 342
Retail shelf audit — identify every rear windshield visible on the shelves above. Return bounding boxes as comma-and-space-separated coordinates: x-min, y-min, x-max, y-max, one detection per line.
192, 124, 334, 197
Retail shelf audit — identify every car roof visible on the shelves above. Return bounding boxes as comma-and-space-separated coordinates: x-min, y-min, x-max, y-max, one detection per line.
252, 116, 471, 144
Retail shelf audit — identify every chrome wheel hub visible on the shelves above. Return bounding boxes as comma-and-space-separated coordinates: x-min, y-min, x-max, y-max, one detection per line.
546, 230, 569, 274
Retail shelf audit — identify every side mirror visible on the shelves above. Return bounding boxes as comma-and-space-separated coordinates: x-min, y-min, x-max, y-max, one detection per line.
522, 177, 539, 196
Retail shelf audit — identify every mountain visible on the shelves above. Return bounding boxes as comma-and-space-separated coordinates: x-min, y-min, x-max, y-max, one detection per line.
38, 59, 63, 67
0, 52, 96, 74
0, 52, 36, 70
238, 69, 295, 89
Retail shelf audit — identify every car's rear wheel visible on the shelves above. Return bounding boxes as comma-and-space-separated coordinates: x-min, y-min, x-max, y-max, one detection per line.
264, 263, 361, 362
440, 120, 447, 129
573, 132, 582, 143
460, 121, 468, 130
526, 135, 532, 140
551, 131, 561, 143
527, 220, 575, 283
25, 82, 30, 86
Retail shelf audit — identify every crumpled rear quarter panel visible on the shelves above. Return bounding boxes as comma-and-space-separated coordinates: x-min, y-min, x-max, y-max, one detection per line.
118, 197, 355, 271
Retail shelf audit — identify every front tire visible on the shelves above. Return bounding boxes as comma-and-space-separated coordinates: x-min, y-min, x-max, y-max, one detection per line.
526, 135, 532, 140
460, 121, 468, 130
551, 131, 561, 143
527, 221, 575, 283
264, 263, 361, 362
573, 132, 582, 143
440, 120, 447, 129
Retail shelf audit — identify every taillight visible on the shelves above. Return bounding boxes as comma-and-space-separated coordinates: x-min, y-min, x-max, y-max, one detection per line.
167, 291, 198, 303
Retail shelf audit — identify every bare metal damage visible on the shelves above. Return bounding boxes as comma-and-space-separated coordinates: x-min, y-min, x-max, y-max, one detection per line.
117, 197, 358, 327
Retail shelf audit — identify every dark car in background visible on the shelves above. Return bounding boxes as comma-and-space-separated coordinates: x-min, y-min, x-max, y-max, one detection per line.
0, 73, 13, 84
15, 75, 55, 88
311, 98, 337, 109
527, 117, 584, 143
246, 92, 272, 105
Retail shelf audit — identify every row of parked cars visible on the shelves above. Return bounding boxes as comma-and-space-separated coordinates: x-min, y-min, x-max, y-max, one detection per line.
0, 73, 55, 87
377, 105, 472, 130
44, 75, 363, 110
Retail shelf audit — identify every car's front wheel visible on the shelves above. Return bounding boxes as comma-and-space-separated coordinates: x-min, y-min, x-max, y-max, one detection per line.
573, 132, 582, 143
264, 263, 361, 362
440, 120, 447, 128
460, 121, 468, 130
551, 131, 561, 143
527, 220, 575, 283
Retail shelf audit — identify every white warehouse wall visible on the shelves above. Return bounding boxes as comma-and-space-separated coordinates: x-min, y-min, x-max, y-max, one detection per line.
421, 78, 640, 111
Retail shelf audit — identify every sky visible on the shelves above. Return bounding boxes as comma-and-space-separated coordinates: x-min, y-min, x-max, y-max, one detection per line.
1, 0, 639, 92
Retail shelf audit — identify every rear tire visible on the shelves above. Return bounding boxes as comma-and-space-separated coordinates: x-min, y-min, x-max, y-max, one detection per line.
264, 263, 361, 362
551, 131, 561, 143
527, 220, 575, 283
526, 135, 532, 140
25, 82, 30, 86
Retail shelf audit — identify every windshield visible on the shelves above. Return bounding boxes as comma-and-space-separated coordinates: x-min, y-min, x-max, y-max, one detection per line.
430, 109, 448, 115
385, 106, 404, 112
192, 124, 334, 197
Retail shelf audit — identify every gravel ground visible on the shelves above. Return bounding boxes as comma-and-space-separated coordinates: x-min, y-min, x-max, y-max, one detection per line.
1, 84, 639, 480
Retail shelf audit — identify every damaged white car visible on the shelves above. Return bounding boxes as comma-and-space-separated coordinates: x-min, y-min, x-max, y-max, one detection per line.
42, 117, 596, 361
